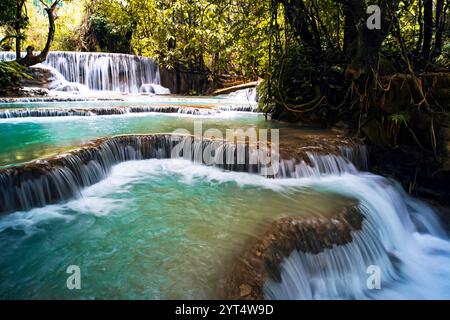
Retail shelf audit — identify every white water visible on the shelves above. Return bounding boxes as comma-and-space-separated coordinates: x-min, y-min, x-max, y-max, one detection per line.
0, 135, 368, 214
0, 51, 168, 94
224, 88, 258, 103
34, 63, 89, 93
217, 88, 259, 112
0, 105, 219, 118
140, 83, 171, 95
0, 156, 449, 299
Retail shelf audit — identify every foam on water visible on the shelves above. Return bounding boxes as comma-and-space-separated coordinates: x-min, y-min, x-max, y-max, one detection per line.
0, 159, 355, 299
0, 158, 449, 299
0, 159, 359, 231
0, 51, 165, 94
265, 174, 450, 299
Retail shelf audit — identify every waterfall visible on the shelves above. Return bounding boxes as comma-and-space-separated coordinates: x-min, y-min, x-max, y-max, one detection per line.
0, 134, 365, 215
0, 106, 218, 118
0, 51, 166, 94
0, 130, 448, 299
217, 88, 259, 112
222, 88, 258, 104
263, 175, 450, 299
217, 105, 258, 112
0, 96, 122, 103
140, 83, 171, 95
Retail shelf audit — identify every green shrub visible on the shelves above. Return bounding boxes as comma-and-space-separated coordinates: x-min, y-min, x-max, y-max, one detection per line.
0, 60, 31, 91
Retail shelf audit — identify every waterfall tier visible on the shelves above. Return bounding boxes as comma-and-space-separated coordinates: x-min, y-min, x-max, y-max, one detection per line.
217, 104, 258, 112
222, 88, 258, 104
263, 175, 449, 299
222, 205, 364, 299
0, 51, 164, 94
223, 174, 449, 300
0, 134, 365, 215
0, 106, 218, 118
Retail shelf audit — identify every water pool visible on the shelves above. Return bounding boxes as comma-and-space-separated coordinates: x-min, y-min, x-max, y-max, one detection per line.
0, 110, 282, 167
0, 100, 449, 300
0, 159, 353, 299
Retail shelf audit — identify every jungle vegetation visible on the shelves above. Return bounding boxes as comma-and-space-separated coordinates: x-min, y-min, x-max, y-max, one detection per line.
0, 1, 449, 139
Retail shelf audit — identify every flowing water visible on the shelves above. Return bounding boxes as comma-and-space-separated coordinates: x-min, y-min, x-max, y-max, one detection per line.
264, 175, 450, 299
0, 108, 273, 167
0, 51, 161, 93
0, 156, 449, 299
0, 159, 357, 299
0, 97, 449, 299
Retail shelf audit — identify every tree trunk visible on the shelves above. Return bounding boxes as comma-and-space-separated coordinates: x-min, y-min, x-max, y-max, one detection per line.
421, 0, 433, 61
342, 2, 357, 56
14, 0, 26, 60
416, 0, 423, 53
344, 0, 400, 80
280, 0, 321, 54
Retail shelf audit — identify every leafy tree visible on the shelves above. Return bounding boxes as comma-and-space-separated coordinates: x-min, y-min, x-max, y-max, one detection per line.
0, 60, 32, 93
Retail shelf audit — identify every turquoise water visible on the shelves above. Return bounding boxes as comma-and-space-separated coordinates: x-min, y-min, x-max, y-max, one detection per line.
0, 102, 308, 299
1, 101, 449, 300
0, 110, 280, 167
0, 159, 351, 299
0, 98, 229, 110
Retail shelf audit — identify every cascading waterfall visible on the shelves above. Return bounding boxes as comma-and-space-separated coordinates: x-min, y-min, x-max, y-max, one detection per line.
0, 96, 121, 103
0, 51, 166, 94
217, 104, 258, 112
140, 83, 171, 95
0, 106, 218, 118
0, 134, 364, 215
216, 88, 259, 112
277, 145, 368, 178
0, 129, 448, 299
221, 88, 258, 104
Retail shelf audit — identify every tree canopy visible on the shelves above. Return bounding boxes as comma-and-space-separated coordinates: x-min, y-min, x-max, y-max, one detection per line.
77, 0, 272, 80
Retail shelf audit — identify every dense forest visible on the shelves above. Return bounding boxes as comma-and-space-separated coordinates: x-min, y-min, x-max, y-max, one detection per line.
1, 1, 448, 98
1, 0, 271, 82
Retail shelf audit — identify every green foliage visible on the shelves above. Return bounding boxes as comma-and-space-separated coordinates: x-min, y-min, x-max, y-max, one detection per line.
259, 41, 347, 123
389, 112, 411, 125
0, 0, 29, 50
85, 0, 270, 79
87, 14, 132, 53
1, 1, 71, 55
260, 0, 450, 125
436, 41, 450, 66
0, 61, 31, 89
0, 0, 17, 27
